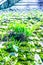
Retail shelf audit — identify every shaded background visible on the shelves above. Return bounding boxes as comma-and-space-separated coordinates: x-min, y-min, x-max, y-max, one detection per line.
0, 0, 43, 11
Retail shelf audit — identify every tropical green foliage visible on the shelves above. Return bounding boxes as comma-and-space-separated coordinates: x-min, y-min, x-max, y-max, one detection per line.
0, 10, 43, 65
